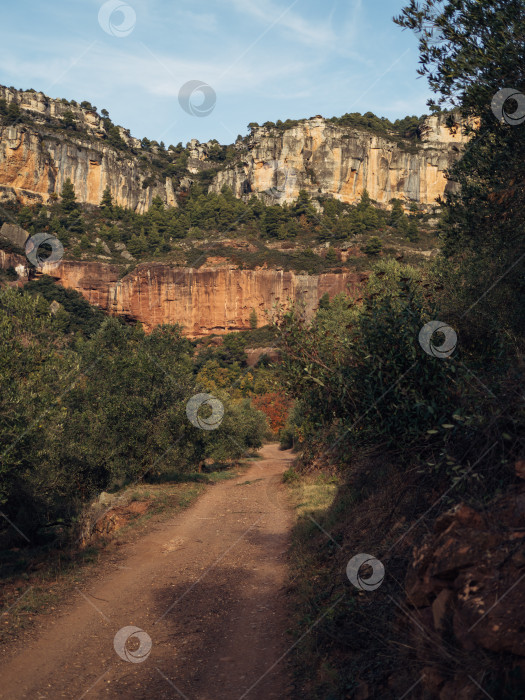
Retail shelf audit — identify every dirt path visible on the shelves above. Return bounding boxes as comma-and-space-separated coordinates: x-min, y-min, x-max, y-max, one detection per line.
1, 444, 296, 700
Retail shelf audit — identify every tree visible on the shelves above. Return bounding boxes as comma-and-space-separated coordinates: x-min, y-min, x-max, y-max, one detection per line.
128, 231, 148, 256
249, 308, 258, 330
67, 209, 85, 235
389, 198, 404, 226
264, 206, 283, 238
395, 0, 525, 332
61, 110, 76, 129
325, 246, 338, 265
407, 217, 419, 241
4, 102, 21, 126
100, 187, 113, 210
60, 178, 78, 213
107, 125, 126, 150
318, 292, 331, 310
362, 236, 382, 256
396, 214, 409, 236
293, 190, 316, 220
357, 189, 372, 211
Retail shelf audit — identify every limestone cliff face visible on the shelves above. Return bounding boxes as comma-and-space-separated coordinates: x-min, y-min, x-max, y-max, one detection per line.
37, 261, 361, 336
0, 124, 176, 213
0, 84, 468, 214
0, 87, 175, 212
209, 114, 467, 208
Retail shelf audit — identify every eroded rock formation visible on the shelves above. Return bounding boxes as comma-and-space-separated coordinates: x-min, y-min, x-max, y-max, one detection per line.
209, 114, 468, 208
0, 85, 469, 213
0, 124, 176, 212
0, 86, 175, 212
37, 260, 361, 336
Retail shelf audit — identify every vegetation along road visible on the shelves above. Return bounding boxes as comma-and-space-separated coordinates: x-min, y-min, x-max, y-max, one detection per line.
1, 444, 295, 700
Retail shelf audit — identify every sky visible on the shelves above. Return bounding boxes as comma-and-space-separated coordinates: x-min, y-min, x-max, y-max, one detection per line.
0, 0, 432, 146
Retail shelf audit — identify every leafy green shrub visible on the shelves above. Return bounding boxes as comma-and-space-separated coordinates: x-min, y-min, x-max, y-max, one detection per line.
0, 288, 270, 544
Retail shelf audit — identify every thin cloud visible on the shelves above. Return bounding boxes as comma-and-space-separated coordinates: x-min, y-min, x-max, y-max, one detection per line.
226, 0, 336, 47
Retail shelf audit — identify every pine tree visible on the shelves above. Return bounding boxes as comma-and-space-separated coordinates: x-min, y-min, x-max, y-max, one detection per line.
264, 206, 283, 238
100, 187, 113, 210
407, 218, 419, 241
357, 189, 372, 211
389, 198, 404, 226
128, 233, 147, 256
325, 246, 338, 265
147, 223, 162, 251
318, 293, 330, 310
396, 215, 409, 236
293, 190, 316, 219
249, 308, 258, 330
362, 236, 382, 256
67, 209, 85, 235
61, 179, 78, 213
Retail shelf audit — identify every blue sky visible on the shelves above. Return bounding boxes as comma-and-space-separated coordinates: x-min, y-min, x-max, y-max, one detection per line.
1, 0, 432, 146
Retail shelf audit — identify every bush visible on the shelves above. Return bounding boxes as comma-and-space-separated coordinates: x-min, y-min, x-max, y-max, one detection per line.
0, 288, 271, 544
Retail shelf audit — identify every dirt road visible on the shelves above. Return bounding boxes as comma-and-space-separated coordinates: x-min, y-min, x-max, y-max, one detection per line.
1, 444, 295, 699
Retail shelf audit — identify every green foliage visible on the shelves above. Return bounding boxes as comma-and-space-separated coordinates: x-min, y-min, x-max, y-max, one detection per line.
328, 111, 427, 139
277, 255, 519, 496
407, 217, 419, 241
395, 0, 525, 334
362, 236, 382, 256
325, 247, 338, 265
282, 6, 525, 700
100, 187, 113, 210
60, 179, 78, 213
24, 277, 106, 336
12, 173, 396, 270
0, 101, 23, 126
389, 198, 404, 226
0, 287, 269, 543
61, 110, 76, 129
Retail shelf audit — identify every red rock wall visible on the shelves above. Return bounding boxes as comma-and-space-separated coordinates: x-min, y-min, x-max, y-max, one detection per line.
38, 261, 362, 336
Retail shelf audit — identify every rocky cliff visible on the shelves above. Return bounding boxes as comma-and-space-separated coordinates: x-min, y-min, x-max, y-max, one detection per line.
208, 113, 467, 209
0, 124, 176, 213
37, 261, 361, 336
0, 85, 468, 214
0, 86, 176, 212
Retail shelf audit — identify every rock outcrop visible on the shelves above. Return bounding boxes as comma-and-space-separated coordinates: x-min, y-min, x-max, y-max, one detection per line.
0, 84, 469, 213
0, 222, 28, 249
0, 123, 176, 212
209, 113, 468, 209
0, 86, 175, 212
402, 479, 525, 698
36, 261, 361, 336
